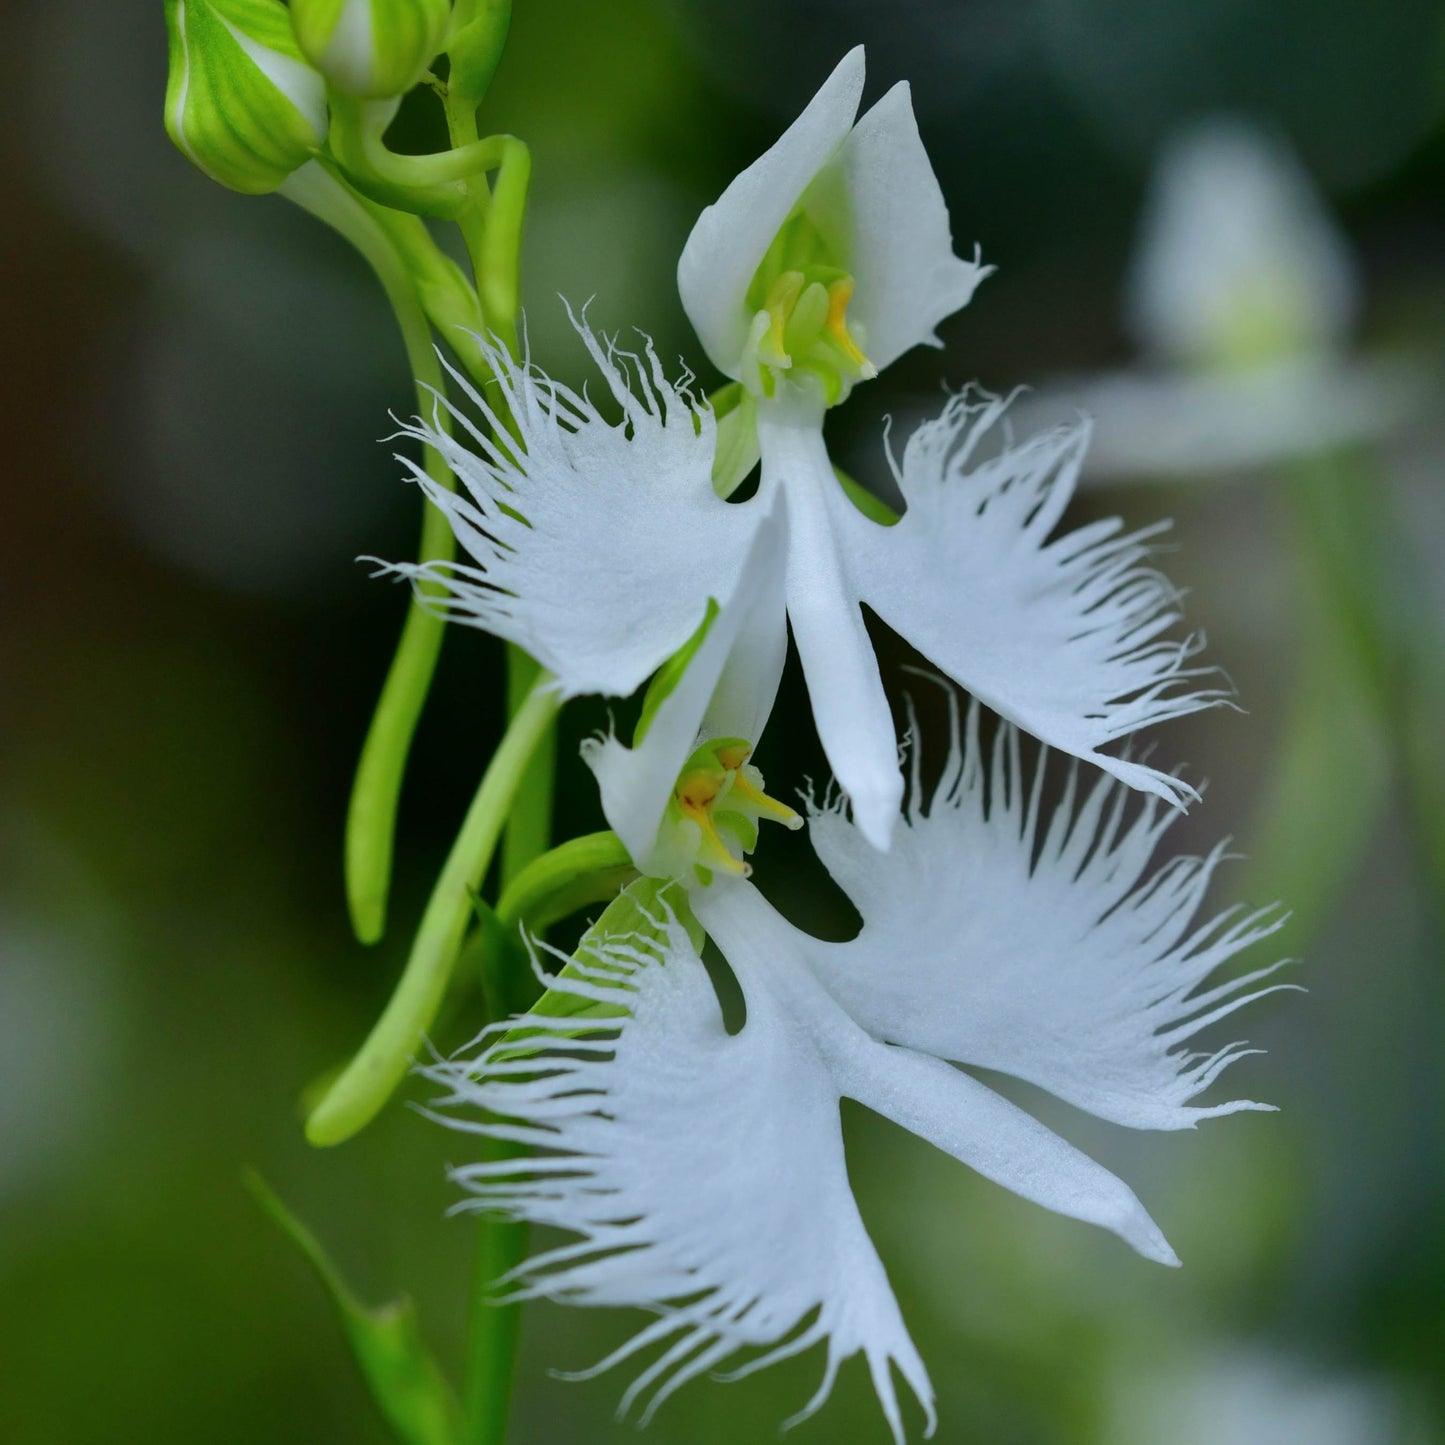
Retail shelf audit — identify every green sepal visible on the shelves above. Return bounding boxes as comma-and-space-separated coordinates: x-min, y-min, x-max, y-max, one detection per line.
712, 387, 761, 498
495, 831, 637, 939
245, 1171, 460, 1445
834, 464, 899, 526
491, 878, 701, 1061
291, 0, 451, 99
634, 599, 719, 744
164, 0, 328, 195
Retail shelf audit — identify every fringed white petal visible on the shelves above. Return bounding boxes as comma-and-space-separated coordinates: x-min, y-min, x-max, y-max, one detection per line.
696, 884, 1179, 1265
822, 81, 991, 372
582, 497, 789, 873
805, 693, 1292, 1131
847, 388, 1229, 806
425, 904, 934, 1442
379, 321, 757, 700
677, 47, 865, 379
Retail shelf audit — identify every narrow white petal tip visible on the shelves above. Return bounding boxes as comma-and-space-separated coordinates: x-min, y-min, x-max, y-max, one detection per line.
1130, 1209, 1182, 1268
849, 785, 901, 852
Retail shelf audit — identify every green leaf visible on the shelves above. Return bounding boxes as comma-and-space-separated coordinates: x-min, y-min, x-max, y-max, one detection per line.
245, 1171, 460, 1445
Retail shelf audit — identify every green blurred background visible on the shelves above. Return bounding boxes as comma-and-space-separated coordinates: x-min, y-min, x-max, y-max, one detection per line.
3, 0, 1445, 1440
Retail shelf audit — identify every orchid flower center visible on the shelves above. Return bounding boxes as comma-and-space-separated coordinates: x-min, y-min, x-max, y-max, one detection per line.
742, 212, 876, 404
664, 738, 802, 885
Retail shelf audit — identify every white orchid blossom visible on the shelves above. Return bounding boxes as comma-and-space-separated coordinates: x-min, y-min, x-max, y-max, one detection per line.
426, 693, 1290, 1440
385, 313, 1221, 868
677, 42, 994, 845
1027, 119, 1428, 481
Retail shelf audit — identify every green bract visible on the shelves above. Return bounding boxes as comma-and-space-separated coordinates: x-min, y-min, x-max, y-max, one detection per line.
290, 0, 451, 100
163, 0, 328, 195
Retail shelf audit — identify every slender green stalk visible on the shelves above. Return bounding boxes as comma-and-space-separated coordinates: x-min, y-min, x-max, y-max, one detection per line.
500, 647, 556, 884
1288, 449, 1445, 912
306, 677, 561, 1147
460, 1159, 530, 1445
458, 648, 556, 1445
442, 68, 493, 300
281, 163, 463, 947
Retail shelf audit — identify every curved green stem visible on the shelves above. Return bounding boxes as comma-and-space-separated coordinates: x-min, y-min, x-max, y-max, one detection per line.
306, 677, 561, 1147
281, 163, 464, 948
329, 94, 527, 220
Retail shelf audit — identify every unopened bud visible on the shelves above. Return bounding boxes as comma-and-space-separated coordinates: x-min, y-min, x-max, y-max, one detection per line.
290, 0, 451, 100
163, 0, 328, 195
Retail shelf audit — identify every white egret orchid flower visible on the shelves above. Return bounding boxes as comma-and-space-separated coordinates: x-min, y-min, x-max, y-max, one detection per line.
1029, 119, 1427, 481
382, 48, 1221, 852
386, 316, 1221, 860
426, 689, 1290, 1440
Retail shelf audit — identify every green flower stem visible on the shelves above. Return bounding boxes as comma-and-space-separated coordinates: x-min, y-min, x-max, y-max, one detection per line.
476, 139, 529, 348
1243, 520, 1390, 957
363, 198, 486, 338
306, 676, 561, 1147
440, 83, 529, 354
500, 647, 556, 884
456, 649, 558, 1445
281, 162, 464, 948
1288, 448, 1445, 909
460, 1165, 528, 1445
329, 94, 526, 219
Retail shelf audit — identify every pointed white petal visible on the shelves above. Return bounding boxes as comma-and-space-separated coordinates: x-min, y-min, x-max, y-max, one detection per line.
816, 81, 991, 372
848, 390, 1227, 804
805, 695, 1290, 1130
677, 48, 865, 378
426, 903, 933, 1441
697, 884, 1178, 1266
760, 399, 902, 849
582, 497, 788, 873
381, 321, 756, 700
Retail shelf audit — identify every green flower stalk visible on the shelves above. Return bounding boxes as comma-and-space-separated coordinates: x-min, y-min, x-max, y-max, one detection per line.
290, 0, 451, 99
163, 0, 328, 194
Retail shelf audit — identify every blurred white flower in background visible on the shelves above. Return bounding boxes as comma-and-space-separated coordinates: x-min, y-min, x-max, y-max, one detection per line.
1029, 118, 1432, 481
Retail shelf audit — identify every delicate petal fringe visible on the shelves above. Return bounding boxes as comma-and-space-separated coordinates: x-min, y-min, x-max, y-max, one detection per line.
806, 687, 1293, 1130
375, 312, 754, 700
857, 388, 1232, 807
423, 914, 933, 1441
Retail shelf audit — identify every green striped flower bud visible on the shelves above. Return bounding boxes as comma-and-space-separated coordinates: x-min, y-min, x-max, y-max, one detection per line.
289, 0, 451, 100
163, 0, 328, 195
